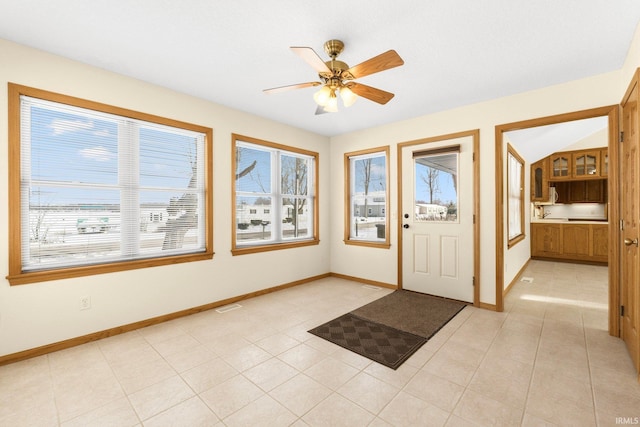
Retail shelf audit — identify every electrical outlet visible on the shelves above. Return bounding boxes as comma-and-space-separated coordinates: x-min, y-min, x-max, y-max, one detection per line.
79, 296, 91, 311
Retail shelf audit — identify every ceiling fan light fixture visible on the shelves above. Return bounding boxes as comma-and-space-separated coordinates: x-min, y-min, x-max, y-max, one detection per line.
313, 85, 332, 106
324, 90, 339, 112
340, 86, 357, 107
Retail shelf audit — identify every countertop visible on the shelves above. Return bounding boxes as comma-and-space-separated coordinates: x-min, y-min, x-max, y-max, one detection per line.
531, 218, 608, 224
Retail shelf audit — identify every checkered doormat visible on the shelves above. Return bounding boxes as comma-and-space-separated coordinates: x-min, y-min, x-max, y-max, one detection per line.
308, 313, 427, 370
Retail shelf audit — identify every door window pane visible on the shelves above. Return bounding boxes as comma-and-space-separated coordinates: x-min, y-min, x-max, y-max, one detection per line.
414, 152, 458, 222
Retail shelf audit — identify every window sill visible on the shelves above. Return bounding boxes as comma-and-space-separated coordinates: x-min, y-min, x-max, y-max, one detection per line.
507, 234, 525, 249
343, 240, 391, 249
231, 239, 319, 256
7, 251, 214, 286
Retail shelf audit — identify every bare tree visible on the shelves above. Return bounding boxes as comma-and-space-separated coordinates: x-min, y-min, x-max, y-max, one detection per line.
162, 162, 198, 250
281, 156, 308, 236
31, 209, 50, 242
235, 146, 266, 191
236, 161, 256, 180
421, 167, 440, 204
360, 158, 373, 219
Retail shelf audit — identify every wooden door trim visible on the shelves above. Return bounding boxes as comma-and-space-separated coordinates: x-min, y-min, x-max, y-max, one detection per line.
494, 106, 619, 322
397, 129, 480, 307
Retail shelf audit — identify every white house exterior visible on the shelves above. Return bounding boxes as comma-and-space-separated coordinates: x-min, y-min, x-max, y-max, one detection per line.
415, 203, 448, 220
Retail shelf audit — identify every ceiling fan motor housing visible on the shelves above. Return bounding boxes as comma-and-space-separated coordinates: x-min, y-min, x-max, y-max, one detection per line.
321, 40, 349, 83
322, 60, 349, 81
323, 39, 344, 58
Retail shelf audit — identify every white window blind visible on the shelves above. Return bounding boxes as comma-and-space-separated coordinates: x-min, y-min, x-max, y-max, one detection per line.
507, 151, 523, 240
20, 95, 207, 271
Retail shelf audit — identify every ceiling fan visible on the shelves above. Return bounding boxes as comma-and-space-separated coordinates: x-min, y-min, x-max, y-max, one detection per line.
263, 39, 404, 114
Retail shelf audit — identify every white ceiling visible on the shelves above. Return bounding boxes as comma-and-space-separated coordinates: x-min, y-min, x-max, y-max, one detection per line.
506, 116, 609, 163
1, 1, 639, 137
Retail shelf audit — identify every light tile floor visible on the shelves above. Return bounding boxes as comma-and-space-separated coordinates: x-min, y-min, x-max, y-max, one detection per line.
1, 260, 639, 426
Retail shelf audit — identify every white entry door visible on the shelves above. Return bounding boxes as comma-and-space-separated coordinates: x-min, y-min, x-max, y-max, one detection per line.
401, 136, 475, 302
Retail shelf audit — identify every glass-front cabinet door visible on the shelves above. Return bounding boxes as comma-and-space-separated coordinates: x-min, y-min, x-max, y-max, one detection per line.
573, 150, 599, 177
530, 158, 549, 202
550, 153, 570, 178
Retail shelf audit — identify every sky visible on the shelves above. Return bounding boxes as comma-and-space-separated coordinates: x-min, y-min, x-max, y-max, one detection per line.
236, 145, 272, 194
353, 155, 386, 194
235, 143, 313, 196
28, 102, 199, 207
415, 163, 457, 206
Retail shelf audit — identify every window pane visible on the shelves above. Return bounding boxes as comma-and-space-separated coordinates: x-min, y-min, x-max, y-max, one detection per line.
281, 155, 309, 195
414, 153, 458, 222
29, 105, 118, 185
25, 188, 121, 270
236, 145, 271, 193
349, 154, 387, 241
282, 197, 311, 239
139, 126, 199, 189
236, 196, 273, 243
351, 194, 386, 239
140, 190, 201, 253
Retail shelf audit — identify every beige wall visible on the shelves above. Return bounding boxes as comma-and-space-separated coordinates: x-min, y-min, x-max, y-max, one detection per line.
0, 39, 331, 357
564, 128, 609, 151
329, 71, 623, 306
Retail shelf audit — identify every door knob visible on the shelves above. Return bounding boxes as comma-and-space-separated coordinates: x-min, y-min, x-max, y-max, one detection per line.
624, 238, 638, 247
404, 213, 409, 219
403, 224, 410, 229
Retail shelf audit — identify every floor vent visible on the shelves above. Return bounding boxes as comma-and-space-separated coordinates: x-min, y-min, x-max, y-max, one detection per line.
520, 277, 534, 283
362, 285, 382, 290
215, 303, 242, 313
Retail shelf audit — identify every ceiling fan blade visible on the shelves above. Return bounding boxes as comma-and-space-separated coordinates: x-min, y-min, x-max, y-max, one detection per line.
263, 81, 321, 94
346, 82, 395, 105
342, 50, 404, 80
314, 105, 331, 115
291, 47, 333, 77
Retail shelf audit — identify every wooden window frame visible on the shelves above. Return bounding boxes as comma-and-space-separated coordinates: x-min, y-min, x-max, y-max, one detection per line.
343, 146, 391, 249
6, 83, 214, 286
231, 134, 319, 255
507, 144, 525, 248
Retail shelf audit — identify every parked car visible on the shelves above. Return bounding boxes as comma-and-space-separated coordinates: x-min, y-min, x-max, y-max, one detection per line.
77, 217, 110, 233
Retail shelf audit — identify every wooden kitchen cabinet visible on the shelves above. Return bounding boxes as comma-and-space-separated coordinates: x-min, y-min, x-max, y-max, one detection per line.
531, 158, 549, 202
572, 150, 600, 177
553, 181, 570, 204
568, 179, 606, 203
550, 153, 571, 178
592, 224, 608, 260
531, 222, 608, 264
562, 224, 590, 257
531, 223, 562, 257
601, 148, 608, 177
545, 148, 607, 181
